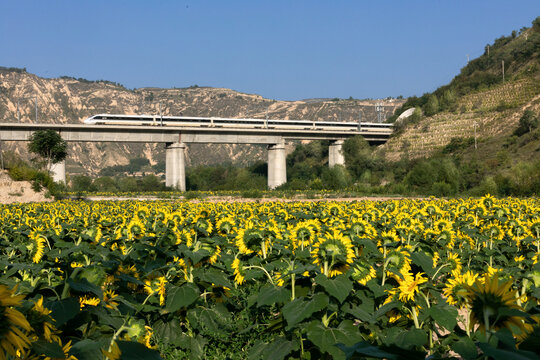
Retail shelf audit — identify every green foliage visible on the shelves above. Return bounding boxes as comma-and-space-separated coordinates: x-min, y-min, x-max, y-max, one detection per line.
423, 95, 439, 116
404, 157, 460, 194
342, 136, 381, 178
515, 109, 539, 136
71, 175, 96, 192
321, 165, 352, 190
440, 89, 457, 112
28, 129, 68, 172
442, 137, 475, 154
5, 154, 58, 195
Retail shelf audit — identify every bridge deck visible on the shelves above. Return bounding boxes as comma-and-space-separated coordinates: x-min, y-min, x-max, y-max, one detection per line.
0, 123, 392, 144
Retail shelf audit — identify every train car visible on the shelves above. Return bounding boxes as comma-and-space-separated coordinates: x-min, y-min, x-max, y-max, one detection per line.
83, 114, 392, 132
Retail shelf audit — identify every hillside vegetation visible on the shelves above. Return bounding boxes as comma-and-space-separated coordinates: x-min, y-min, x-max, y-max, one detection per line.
368, 16, 540, 196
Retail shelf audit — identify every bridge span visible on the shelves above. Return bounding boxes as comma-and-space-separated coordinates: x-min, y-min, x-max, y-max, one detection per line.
0, 117, 393, 190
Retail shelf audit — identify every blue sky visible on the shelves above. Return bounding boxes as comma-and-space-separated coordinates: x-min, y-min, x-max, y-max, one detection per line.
1, 1, 539, 100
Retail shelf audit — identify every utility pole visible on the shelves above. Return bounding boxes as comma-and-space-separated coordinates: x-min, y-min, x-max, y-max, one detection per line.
473, 121, 478, 149
159, 101, 163, 126
502, 60, 505, 82
0, 134, 3, 170
35, 95, 38, 122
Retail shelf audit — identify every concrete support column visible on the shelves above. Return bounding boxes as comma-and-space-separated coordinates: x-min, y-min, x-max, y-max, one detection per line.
268, 140, 286, 189
50, 160, 66, 184
165, 142, 186, 191
329, 140, 345, 167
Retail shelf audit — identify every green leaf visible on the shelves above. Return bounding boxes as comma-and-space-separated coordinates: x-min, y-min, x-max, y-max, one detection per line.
165, 283, 200, 312
477, 342, 540, 360
315, 274, 353, 303
31, 340, 65, 358
411, 252, 435, 277
153, 320, 184, 346
117, 341, 164, 360
427, 304, 458, 331
193, 268, 232, 288
248, 337, 296, 360
342, 303, 375, 324
337, 342, 399, 359
305, 320, 362, 360
67, 277, 103, 299
393, 329, 428, 350
186, 303, 232, 336
189, 335, 207, 360
69, 339, 106, 360
282, 293, 329, 330
373, 301, 399, 320
356, 239, 379, 255
46, 297, 80, 327
451, 338, 478, 360
257, 284, 290, 307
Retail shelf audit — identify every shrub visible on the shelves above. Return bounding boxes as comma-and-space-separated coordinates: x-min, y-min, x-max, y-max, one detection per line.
514, 109, 539, 136
241, 189, 262, 199
431, 181, 454, 197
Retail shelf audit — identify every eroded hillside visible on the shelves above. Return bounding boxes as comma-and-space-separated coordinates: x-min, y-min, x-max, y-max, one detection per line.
0, 69, 404, 175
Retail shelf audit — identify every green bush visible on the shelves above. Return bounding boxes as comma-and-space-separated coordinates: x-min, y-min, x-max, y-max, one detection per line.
241, 189, 262, 199
431, 181, 454, 196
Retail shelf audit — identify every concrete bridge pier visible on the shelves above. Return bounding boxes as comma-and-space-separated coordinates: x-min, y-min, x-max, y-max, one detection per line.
165, 142, 186, 191
328, 140, 345, 167
267, 140, 287, 189
50, 160, 66, 184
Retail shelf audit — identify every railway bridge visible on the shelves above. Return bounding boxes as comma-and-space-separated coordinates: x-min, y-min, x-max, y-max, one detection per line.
0, 115, 393, 190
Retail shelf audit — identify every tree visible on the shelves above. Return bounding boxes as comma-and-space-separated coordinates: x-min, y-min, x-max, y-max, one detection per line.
28, 129, 67, 172
71, 175, 95, 192
514, 110, 539, 136
440, 89, 457, 112
342, 135, 376, 179
423, 95, 440, 116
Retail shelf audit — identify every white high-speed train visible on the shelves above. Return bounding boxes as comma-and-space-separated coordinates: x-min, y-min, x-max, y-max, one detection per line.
83, 114, 393, 132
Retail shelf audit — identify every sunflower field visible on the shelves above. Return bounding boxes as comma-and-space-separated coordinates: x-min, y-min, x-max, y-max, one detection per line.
1, 196, 539, 359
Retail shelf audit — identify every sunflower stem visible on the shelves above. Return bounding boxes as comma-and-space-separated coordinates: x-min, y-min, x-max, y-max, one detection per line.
411, 306, 420, 329
432, 263, 451, 280
291, 273, 296, 300
323, 261, 329, 277
483, 308, 491, 342
381, 246, 387, 286
465, 307, 471, 337
261, 240, 267, 259
243, 265, 274, 285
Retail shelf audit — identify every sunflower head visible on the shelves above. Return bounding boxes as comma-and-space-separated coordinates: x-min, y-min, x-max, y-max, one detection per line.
351, 261, 376, 285
311, 230, 355, 277
0, 285, 32, 357
466, 274, 531, 337
236, 224, 265, 255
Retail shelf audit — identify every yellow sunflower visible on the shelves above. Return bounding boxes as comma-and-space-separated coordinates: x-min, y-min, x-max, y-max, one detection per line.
0, 285, 32, 359
465, 274, 531, 337
127, 218, 146, 239
351, 261, 376, 285
311, 230, 355, 277
289, 221, 316, 251
216, 217, 236, 235
236, 222, 266, 256
232, 258, 246, 285
443, 270, 478, 306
